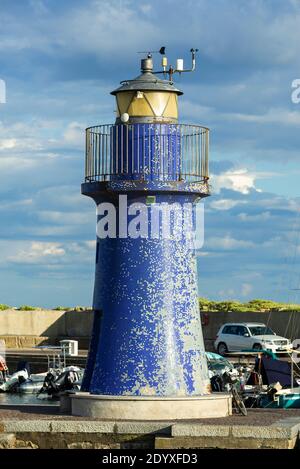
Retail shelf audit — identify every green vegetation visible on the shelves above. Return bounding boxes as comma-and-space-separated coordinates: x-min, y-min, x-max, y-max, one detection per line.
54, 306, 92, 311
199, 298, 300, 313
0, 300, 298, 313
0, 305, 93, 311
17, 305, 39, 311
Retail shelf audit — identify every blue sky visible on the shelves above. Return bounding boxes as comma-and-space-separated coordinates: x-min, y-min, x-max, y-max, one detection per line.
0, 0, 300, 307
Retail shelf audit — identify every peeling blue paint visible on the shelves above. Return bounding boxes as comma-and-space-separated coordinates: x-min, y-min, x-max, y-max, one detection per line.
81, 124, 210, 397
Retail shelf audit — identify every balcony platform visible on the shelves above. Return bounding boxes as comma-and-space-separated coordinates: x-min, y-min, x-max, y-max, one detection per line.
84, 123, 209, 185
81, 179, 210, 197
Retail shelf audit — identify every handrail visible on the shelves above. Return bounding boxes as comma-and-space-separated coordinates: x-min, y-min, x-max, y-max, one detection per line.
85, 123, 209, 183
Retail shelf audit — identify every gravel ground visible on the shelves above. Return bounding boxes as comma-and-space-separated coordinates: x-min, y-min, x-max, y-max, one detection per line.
0, 406, 300, 426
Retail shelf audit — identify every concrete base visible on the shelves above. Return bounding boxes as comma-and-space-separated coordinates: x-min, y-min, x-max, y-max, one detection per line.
70, 392, 232, 420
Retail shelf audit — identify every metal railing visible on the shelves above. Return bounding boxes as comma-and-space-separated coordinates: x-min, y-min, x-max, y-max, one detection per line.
85, 123, 209, 183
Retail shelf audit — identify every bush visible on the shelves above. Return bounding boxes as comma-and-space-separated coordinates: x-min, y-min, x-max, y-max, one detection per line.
0, 304, 10, 310
18, 305, 39, 311
214, 301, 242, 313
53, 306, 92, 311
198, 297, 300, 313
246, 299, 281, 311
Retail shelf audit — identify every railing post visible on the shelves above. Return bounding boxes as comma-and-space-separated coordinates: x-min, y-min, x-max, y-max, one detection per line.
205, 129, 209, 178
85, 129, 88, 182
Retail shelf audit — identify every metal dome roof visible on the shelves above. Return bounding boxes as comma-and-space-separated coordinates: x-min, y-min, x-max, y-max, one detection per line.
111, 57, 183, 96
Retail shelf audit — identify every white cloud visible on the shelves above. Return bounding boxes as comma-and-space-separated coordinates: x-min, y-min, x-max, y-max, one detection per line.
257, 197, 300, 213
0, 156, 38, 171
5, 240, 95, 268
228, 108, 300, 126
181, 101, 214, 121
29, 0, 49, 14
85, 240, 96, 249
210, 199, 247, 211
0, 37, 33, 52
241, 283, 253, 297
37, 210, 92, 225
212, 169, 258, 194
139, 3, 152, 14
55, 0, 159, 56
35, 186, 86, 210
63, 122, 86, 147
206, 235, 256, 250
238, 211, 272, 222
211, 168, 279, 194
1, 0, 300, 71
218, 288, 236, 298
0, 139, 18, 150
190, 2, 300, 67
0, 198, 33, 211
9, 242, 65, 264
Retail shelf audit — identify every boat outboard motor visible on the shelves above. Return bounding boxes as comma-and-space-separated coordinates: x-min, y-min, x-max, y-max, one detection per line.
38, 370, 78, 397
16, 361, 31, 375
37, 371, 57, 396
210, 375, 224, 392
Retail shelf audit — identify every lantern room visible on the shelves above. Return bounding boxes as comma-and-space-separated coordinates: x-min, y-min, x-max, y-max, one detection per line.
111, 57, 182, 124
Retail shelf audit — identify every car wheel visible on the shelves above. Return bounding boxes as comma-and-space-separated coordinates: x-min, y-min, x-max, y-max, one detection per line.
217, 342, 228, 356
253, 343, 262, 351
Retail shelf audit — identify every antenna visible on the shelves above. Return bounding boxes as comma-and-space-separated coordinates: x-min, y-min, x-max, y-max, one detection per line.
137, 47, 199, 81
137, 46, 166, 58
175, 48, 199, 74
151, 47, 199, 81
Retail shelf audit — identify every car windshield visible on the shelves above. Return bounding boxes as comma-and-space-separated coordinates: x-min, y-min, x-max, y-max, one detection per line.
248, 326, 275, 336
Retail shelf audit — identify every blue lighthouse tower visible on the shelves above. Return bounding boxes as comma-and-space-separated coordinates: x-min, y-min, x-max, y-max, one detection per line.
72, 50, 231, 419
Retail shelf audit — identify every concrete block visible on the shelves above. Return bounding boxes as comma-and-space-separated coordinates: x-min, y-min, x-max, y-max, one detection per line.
50, 421, 116, 433
71, 393, 231, 421
50, 420, 171, 435
3, 420, 52, 433
60, 393, 74, 413
273, 417, 300, 438
172, 424, 230, 437
111, 421, 172, 435
155, 435, 298, 450
232, 421, 300, 440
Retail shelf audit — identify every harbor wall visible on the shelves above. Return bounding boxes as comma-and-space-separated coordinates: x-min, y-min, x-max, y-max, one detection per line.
0, 309, 93, 348
0, 309, 299, 350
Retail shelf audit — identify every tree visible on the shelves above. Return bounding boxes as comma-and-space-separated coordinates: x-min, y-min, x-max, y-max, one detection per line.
247, 299, 279, 311
214, 301, 241, 312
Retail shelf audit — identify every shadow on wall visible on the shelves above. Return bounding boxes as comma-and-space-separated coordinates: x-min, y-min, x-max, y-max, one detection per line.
42, 310, 94, 348
0, 309, 94, 349
43, 310, 93, 338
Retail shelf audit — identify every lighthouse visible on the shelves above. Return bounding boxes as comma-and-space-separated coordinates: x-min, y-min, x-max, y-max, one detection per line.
72, 49, 231, 419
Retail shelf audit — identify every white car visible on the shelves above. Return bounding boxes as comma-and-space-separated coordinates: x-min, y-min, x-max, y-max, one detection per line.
214, 322, 292, 355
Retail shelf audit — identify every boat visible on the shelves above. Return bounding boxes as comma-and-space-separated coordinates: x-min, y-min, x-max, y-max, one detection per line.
0, 359, 84, 396
37, 366, 84, 397
260, 387, 300, 409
